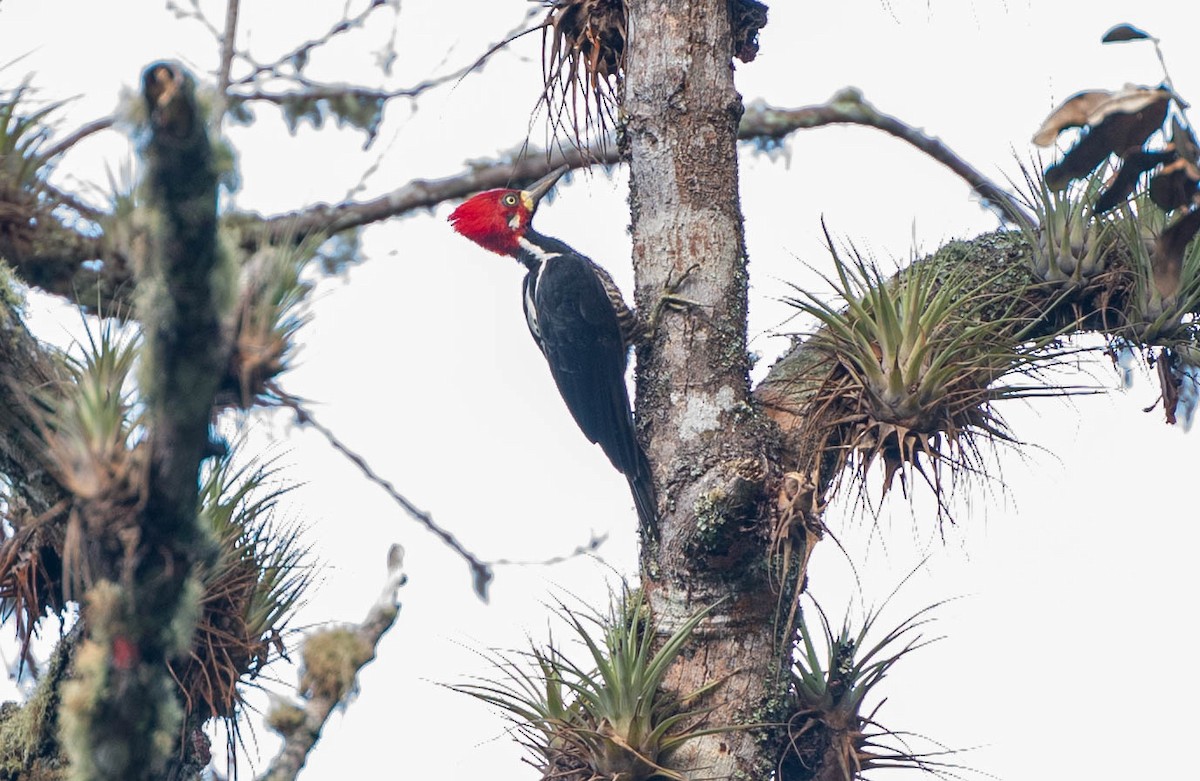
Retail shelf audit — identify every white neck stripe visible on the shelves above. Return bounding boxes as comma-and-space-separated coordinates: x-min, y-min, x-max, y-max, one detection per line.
517, 236, 561, 264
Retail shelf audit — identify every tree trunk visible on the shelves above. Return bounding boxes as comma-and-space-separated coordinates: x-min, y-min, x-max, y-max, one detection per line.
625, 1, 786, 777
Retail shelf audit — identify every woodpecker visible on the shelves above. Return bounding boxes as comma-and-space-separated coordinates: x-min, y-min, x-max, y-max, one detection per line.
448, 165, 657, 536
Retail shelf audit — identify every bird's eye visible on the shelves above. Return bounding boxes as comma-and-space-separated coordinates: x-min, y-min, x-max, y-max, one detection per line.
502, 193, 519, 207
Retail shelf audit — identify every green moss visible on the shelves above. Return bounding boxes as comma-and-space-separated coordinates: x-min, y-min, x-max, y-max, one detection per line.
300, 628, 372, 702
0, 260, 25, 314
58, 639, 108, 781
264, 701, 307, 737
167, 575, 204, 657
692, 488, 732, 550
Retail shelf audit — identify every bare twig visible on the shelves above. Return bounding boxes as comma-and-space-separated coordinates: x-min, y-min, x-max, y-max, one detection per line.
227, 6, 540, 120
271, 388, 493, 601
258, 543, 407, 781
264, 92, 1034, 240
41, 115, 116, 161
166, 0, 222, 39
738, 89, 1036, 230
263, 143, 612, 239
489, 532, 609, 567
213, 0, 241, 122
230, 75, 472, 106
232, 0, 395, 87
42, 180, 105, 221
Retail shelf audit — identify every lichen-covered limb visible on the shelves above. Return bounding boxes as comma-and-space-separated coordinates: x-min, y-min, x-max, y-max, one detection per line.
754, 229, 1104, 490
0, 622, 80, 776
59, 62, 226, 781
258, 544, 407, 781
0, 204, 136, 314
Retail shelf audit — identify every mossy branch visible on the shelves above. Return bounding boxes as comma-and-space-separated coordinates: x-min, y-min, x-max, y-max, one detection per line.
755, 228, 1128, 513
58, 62, 226, 781
258, 544, 406, 781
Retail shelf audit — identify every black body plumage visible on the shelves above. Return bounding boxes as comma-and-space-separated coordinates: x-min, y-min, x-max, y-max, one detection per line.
517, 232, 657, 537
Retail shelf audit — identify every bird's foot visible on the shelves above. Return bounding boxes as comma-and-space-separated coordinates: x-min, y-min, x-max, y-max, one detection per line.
643, 264, 703, 340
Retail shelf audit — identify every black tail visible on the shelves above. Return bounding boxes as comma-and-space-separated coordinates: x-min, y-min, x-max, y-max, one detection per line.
626, 448, 658, 540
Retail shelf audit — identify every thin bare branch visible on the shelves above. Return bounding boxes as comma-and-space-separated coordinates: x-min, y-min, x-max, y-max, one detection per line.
263, 143, 612, 239
213, 0, 241, 122
42, 180, 106, 221
41, 115, 116, 161
738, 89, 1036, 230
226, 6, 540, 127
232, 0, 395, 87
489, 532, 609, 567
257, 543, 406, 781
14, 94, 1032, 316
230, 74, 472, 106
272, 389, 494, 602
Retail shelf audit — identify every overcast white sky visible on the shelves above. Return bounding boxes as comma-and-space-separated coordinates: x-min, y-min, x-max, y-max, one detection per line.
1, 1, 1199, 779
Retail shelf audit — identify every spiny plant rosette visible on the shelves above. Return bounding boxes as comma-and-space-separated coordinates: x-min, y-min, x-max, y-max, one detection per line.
537, 0, 767, 151
1109, 192, 1200, 343
455, 590, 723, 781
1104, 192, 1200, 425
170, 450, 311, 731
784, 239, 1071, 523
539, 0, 625, 150
0, 319, 146, 646
1015, 160, 1116, 288
0, 84, 64, 256
218, 229, 320, 409
1028, 23, 1200, 427
780, 596, 952, 781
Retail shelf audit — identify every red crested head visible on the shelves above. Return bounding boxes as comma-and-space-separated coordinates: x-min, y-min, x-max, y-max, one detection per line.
448, 165, 569, 258
448, 188, 531, 256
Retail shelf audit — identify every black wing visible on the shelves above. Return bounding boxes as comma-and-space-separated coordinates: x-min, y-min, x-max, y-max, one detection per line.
532, 254, 657, 533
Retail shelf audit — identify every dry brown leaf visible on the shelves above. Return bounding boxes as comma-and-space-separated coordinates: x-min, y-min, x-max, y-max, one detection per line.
1151, 207, 1200, 299
1102, 23, 1153, 43
1044, 87, 1171, 190
1086, 85, 1172, 128
1033, 90, 1113, 146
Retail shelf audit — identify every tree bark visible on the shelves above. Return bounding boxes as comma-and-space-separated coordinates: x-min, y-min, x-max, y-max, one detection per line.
625, 1, 786, 777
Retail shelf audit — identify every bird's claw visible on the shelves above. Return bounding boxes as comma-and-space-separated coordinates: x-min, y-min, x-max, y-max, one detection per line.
643, 263, 704, 340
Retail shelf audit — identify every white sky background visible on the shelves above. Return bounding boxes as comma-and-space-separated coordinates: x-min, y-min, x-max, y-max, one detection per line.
1, 1, 1199, 779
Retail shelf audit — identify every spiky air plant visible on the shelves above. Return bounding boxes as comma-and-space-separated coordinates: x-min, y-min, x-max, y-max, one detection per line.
539, 0, 626, 151
456, 591, 723, 781
0, 84, 60, 221
1015, 160, 1116, 288
173, 451, 311, 740
1100, 192, 1200, 425
0, 319, 142, 660
785, 238, 1081, 522
218, 233, 318, 409
39, 321, 143, 590
536, 0, 766, 151
1110, 192, 1200, 345
780, 596, 954, 781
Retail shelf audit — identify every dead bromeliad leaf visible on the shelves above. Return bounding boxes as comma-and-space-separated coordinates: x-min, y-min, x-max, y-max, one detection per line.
1035, 84, 1172, 194
538, 0, 769, 150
